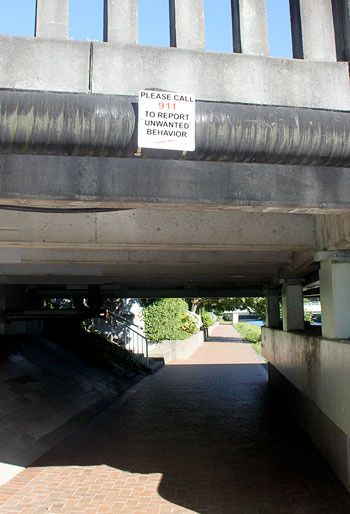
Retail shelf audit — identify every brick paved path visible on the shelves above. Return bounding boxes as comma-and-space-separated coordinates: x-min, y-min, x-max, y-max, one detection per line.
1, 324, 350, 513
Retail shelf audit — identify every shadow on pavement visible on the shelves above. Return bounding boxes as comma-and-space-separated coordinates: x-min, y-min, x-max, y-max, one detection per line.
22, 362, 350, 513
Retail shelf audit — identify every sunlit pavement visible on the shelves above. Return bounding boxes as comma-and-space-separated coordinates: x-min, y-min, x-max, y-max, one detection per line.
0, 325, 349, 513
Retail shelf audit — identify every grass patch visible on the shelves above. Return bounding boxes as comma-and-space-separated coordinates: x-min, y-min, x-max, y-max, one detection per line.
234, 322, 262, 354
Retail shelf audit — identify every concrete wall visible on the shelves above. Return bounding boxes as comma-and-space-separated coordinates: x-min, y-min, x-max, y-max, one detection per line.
148, 331, 204, 363
262, 328, 350, 491
207, 322, 219, 337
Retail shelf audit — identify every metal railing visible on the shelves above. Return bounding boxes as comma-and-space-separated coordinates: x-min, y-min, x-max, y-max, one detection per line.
92, 313, 149, 365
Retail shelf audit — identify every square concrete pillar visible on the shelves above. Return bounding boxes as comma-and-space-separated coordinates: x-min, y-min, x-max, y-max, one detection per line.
282, 283, 304, 331
103, 0, 138, 44
320, 260, 350, 339
169, 0, 205, 49
232, 0, 269, 56
292, 0, 337, 61
35, 0, 69, 39
265, 293, 280, 328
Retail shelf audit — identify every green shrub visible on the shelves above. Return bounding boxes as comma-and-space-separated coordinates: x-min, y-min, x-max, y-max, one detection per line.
233, 322, 262, 354
304, 312, 313, 323
201, 310, 215, 328
180, 312, 198, 334
143, 298, 197, 342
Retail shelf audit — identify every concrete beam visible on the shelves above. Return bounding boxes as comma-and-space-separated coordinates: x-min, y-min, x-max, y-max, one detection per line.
91, 41, 349, 110
35, 0, 69, 39
0, 155, 349, 213
234, 0, 269, 56
0, 37, 348, 110
103, 0, 138, 44
0, 210, 315, 250
316, 214, 350, 251
0, 248, 291, 265
169, 0, 205, 49
0, 38, 90, 93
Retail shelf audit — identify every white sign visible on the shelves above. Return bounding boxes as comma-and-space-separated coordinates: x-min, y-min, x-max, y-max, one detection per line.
138, 90, 195, 151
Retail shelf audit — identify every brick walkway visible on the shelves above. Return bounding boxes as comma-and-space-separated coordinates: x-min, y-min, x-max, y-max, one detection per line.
0, 325, 350, 513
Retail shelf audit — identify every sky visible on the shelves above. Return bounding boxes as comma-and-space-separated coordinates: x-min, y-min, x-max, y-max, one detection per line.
0, 0, 293, 58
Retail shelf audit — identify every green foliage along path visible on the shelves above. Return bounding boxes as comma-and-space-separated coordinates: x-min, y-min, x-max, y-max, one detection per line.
234, 322, 262, 355
143, 298, 198, 343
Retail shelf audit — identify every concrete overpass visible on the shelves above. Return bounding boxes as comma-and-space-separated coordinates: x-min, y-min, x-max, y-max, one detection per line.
0, 0, 350, 493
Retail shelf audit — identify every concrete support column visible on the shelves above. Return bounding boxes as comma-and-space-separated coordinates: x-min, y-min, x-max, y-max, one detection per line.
265, 293, 280, 328
291, 0, 337, 61
232, 0, 269, 56
169, 0, 205, 50
103, 0, 138, 44
320, 260, 350, 339
282, 282, 304, 331
35, 0, 69, 39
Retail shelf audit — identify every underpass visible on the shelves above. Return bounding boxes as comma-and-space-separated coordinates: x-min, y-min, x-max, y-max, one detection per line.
0, 0, 349, 508
1, 325, 350, 513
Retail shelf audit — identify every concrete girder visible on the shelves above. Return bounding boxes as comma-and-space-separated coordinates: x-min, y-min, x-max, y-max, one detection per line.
0, 208, 315, 291
316, 214, 350, 251
0, 248, 292, 265
0, 156, 349, 213
0, 209, 315, 250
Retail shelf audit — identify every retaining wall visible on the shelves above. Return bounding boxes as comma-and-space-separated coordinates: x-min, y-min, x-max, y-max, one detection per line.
148, 330, 205, 363
262, 327, 350, 492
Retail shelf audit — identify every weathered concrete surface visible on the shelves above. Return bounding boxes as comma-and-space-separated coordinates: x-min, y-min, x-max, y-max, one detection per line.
169, 0, 205, 49
316, 214, 350, 251
148, 331, 204, 363
237, 0, 269, 56
298, 0, 337, 61
0, 209, 315, 290
35, 0, 69, 39
0, 38, 90, 93
0, 210, 314, 249
103, 0, 138, 44
281, 282, 304, 331
91, 42, 350, 110
0, 155, 349, 213
0, 37, 348, 110
263, 328, 350, 491
320, 260, 350, 339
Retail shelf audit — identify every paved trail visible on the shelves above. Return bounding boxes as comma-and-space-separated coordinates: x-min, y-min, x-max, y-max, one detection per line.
1, 325, 349, 513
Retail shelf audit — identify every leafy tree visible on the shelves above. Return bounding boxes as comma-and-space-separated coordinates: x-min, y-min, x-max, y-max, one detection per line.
189, 297, 266, 320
